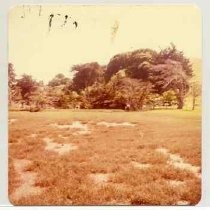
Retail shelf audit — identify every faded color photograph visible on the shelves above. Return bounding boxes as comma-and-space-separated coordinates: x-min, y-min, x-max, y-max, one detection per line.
8, 5, 201, 205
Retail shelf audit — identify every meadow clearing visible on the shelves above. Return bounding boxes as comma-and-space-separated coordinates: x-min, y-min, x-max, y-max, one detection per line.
9, 109, 201, 205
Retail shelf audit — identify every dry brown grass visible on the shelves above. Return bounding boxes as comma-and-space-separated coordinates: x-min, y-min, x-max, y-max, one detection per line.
9, 109, 201, 205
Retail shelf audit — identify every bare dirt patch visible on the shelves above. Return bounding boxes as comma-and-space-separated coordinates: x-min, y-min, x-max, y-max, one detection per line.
89, 173, 110, 185
156, 147, 201, 178
167, 180, 185, 188
50, 121, 91, 135
10, 159, 43, 201
176, 200, 190, 205
9, 119, 17, 124
9, 110, 201, 205
43, 137, 77, 155
97, 121, 135, 127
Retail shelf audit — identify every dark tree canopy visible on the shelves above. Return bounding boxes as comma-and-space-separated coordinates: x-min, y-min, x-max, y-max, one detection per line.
105, 44, 193, 109
16, 74, 38, 103
9, 44, 196, 110
105, 49, 156, 81
8, 63, 18, 105
109, 76, 153, 110
8, 63, 16, 88
48, 73, 71, 87
154, 43, 193, 76
149, 59, 188, 91
72, 62, 105, 92
149, 59, 191, 109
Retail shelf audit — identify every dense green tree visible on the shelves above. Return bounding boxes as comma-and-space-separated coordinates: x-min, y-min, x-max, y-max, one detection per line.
80, 83, 114, 109
106, 45, 192, 109
72, 62, 105, 92
8, 44, 195, 111
16, 74, 38, 104
189, 81, 201, 110
48, 73, 71, 87
149, 59, 190, 109
29, 84, 48, 109
109, 75, 153, 110
8, 63, 17, 105
154, 43, 192, 76
8, 63, 16, 88
150, 44, 192, 109
162, 90, 177, 106
105, 49, 156, 81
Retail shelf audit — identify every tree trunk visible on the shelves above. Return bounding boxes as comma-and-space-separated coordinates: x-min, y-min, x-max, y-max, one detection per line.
177, 95, 184, 109
192, 97, 196, 110
138, 99, 144, 111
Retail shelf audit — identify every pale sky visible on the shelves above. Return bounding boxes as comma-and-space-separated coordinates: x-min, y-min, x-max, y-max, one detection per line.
9, 5, 201, 83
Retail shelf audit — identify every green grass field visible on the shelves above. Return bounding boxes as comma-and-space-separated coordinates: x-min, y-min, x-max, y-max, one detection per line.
9, 109, 201, 205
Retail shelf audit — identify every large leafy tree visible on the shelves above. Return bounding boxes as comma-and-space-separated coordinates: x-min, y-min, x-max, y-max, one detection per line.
16, 74, 38, 105
8, 63, 22, 105
80, 83, 115, 109
83, 72, 153, 110
29, 83, 48, 109
149, 59, 190, 109
8, 63, 16, 105
8, 63, 16, 89
105, 45, 192, 109
48, 73, 71, 87
154, 43, 192, 76
8, 44, 193, 110
47, 74, 73, 108
189, 81, 201, 110
72, 62, 105, 92
148, 44, 193, 109
105, 49, 156, 81
109, 74, 153, 110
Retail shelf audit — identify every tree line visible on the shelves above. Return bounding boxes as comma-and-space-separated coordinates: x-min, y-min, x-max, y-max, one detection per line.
8, 44, 201, 111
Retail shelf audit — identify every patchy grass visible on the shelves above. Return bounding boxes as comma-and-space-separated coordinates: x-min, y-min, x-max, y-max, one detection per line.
9, 109, 201, 205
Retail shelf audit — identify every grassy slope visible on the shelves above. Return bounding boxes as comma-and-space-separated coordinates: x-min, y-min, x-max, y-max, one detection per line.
9, 109, 201, 205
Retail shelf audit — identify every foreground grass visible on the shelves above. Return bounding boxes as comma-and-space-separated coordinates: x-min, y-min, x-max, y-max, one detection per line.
9, 109, 201, 205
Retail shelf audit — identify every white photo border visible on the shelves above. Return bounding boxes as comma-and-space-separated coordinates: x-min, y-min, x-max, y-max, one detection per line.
0, 0, 209, 208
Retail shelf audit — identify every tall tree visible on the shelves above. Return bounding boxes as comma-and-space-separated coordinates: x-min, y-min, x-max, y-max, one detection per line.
48, 73, 71, 87
149, 59, 191, 109
8, 63, 16, 105
105, 49, 156, 81
81, 83, 114, 109
71, 62, 105, 92
8, 63, 16, 88
190, 81, 201, 110
109, 74, 153, 110
16, 74, 38, 105
154, 43, 192, 76
148, 44, 192, 109
106, 45, 192, 109
8, 63, 22, 106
